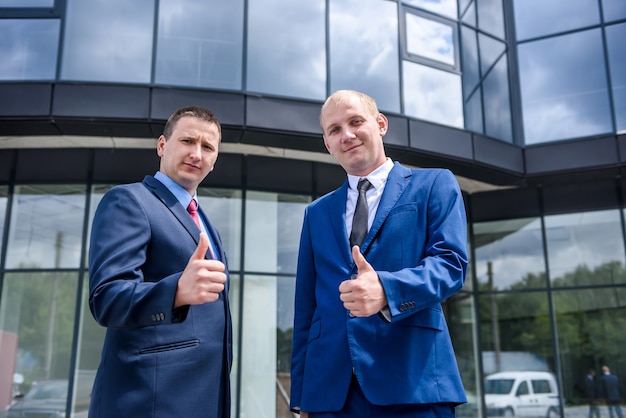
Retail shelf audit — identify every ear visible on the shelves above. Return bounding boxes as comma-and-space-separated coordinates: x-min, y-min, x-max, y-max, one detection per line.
377, 113, 389, 137
156, 135, 166, 157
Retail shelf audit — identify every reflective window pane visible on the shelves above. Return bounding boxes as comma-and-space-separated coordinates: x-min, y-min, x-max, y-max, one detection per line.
6, 185, 86, 269
61, 0, 154, 83
474, 218, 546, 291
199, 188, 243, 271
247, 0, 325, 100
603, 0, 626, 21
0, 0, 53, 5
459, 0, 472, 15
478, 33, 505, 77
86, 184, 114, 267
239, 274, 277, 417
402, 0, 457, 19
553, 287, 626, 416
403, 61, 463, 128
244, 191, 309, 274
155, 0, 244, 90
514, 0, 600, 40
239, 272, 295, 418
477, 0, 504, 39
461, 26, 479, 100
606, 23, 626, 133
0, 186, 6, 266
483, 55, 512, 142
447, 293, 483, 417
72, 276, 101, 416
479, 291, 555, 372
461, 0, 477, 27
228, 273, 241, 417
0, 272, 78, 416
329, 0, 400, 113
0, 19, 59, 81
518, 29, 612, 144
545, 210, 626, 286
405, 12, 456, 67
479, 292, 561, 417
276, 275, 295, 417
465, 88, 483, 133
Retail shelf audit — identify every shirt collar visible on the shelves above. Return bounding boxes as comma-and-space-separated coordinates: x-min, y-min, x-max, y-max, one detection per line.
154, 171, 197, 208
348, 158, 393, 191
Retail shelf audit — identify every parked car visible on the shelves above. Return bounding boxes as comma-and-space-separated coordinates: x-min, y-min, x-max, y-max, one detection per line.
485, 371, 560, 417
6, 379, 68, 418
6, 374, 92, 418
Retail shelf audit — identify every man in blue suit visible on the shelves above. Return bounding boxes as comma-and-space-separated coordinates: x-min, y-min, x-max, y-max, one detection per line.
601, 365, 624, 418
290, 90, 468, 417
88, 106, 231, 417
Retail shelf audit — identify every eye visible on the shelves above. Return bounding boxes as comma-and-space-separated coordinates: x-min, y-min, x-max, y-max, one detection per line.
328, 127, 339, 135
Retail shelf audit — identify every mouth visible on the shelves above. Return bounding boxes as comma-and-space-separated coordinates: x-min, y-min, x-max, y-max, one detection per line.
344, 143, 362, 153
184, 162, 200, 170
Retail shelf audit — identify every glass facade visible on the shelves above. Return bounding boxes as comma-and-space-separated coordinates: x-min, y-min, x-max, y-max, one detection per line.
2, 0, 624, 142
1, 0, 626, 417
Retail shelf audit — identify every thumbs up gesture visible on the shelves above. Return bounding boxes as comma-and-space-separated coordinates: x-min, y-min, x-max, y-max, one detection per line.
174, 232, 227, 308
338, 246, 387, 317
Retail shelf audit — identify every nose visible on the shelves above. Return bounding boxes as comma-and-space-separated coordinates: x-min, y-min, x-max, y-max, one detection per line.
341, 128, 357, 142
189, 143, 202, 159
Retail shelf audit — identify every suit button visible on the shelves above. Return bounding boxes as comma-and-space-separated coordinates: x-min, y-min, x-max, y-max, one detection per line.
151, 314, 157, 321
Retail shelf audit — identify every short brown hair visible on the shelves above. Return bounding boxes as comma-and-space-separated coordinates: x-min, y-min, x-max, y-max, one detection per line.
163, 106, 221, 140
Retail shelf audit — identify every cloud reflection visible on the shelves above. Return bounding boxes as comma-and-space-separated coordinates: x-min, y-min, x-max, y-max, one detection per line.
329, 0, 400, 113
61, 0, 153, 83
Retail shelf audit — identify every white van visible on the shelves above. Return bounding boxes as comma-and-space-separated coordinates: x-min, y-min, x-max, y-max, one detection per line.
484, 371, 560, 417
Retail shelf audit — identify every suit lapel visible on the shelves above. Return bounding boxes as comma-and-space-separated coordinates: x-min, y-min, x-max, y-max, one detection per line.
361, 163, 412, 253
142, 176, 200, 245
327, 181, 354, 265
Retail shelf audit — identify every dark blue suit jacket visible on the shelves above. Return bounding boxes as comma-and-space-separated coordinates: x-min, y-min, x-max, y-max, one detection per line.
88, 176, 232, 418
601, 373, 622, 402
290, 163, 468, 412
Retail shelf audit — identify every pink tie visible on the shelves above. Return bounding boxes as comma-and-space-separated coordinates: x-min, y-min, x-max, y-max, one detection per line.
187, 199, 215, 259
187, 199, 201, 229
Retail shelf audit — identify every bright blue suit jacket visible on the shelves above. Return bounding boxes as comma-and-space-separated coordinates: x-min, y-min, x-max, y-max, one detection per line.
290, 162, 468, 412
88, 175, 232, 418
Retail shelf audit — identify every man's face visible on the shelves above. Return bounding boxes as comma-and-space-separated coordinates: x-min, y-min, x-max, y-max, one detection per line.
321, 95, 388, 176
157, 116, 220, 195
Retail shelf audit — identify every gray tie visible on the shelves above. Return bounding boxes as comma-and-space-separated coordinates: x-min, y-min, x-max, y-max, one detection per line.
350, 178, 373, 247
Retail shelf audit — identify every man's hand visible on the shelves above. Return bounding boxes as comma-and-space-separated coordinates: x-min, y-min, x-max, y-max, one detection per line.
338, 245, 387, 317
174, 232, 226, 308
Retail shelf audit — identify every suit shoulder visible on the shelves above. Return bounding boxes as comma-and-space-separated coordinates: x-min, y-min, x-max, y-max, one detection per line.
406, 167, 456, 184
308, 186, 343, 209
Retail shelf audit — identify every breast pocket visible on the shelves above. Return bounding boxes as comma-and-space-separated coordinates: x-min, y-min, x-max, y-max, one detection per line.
373, 203, 424, 268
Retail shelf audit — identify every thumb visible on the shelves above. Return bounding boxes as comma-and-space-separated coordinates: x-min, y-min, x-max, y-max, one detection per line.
352, 245, 373, 276
191, 232, 209, 260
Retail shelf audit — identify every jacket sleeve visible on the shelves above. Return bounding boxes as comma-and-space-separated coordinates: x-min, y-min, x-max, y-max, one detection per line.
88, 186, 184, 329
378, 169, 468, 321
289, 206, 316, 410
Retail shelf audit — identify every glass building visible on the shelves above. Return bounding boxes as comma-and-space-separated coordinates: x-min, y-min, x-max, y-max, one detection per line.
0, 0, 625, 417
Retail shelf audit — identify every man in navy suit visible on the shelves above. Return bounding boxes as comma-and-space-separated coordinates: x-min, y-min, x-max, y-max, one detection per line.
290, 90, 468, 417
586, 369, 602, 418
88, 106, 232, 417
601, 365, 624, 418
